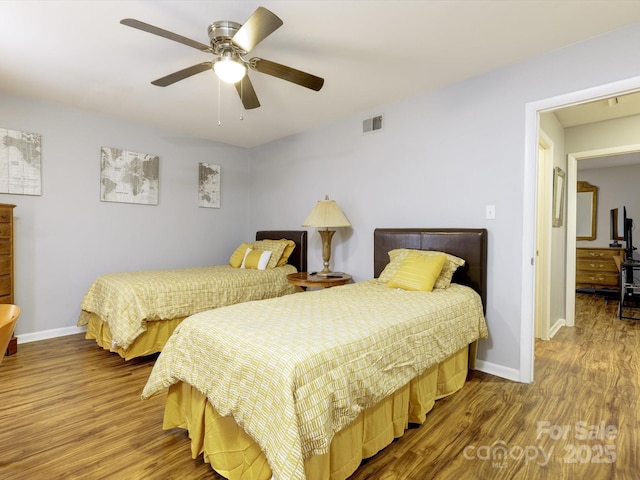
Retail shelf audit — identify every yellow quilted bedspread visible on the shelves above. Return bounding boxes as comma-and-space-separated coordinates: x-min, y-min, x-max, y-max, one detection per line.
142, 280, 487, 480
78, 264, 296, 349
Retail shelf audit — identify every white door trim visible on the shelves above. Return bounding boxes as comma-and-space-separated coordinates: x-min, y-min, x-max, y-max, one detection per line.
522, 75, 640, 383
536, 131, 552, 340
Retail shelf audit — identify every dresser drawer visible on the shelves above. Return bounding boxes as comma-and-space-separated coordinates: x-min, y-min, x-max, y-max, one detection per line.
0, 256, 10, 275
577, 249, 620, 260
576, 271, 619, 287
0, 238, 10, 255
576, 259, 619, 273
0, 275, 12, 296
0, 208, 12, 224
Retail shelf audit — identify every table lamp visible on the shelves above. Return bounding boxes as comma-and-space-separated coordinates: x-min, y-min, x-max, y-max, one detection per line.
302, 195, 351, 276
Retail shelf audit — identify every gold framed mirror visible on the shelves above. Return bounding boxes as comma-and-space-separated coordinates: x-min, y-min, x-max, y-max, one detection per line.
576, 181, 598, 240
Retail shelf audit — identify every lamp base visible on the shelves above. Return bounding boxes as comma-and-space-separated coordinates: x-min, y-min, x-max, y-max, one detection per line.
317, 229, 336, 276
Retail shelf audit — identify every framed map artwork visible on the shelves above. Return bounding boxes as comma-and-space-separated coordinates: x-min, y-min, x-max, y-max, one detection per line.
100, 147, 159, 205
198, 163, 220, 208
0, 127, 42, 195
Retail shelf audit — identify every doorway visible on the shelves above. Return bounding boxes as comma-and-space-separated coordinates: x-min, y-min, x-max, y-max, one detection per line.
522, 75, 640, 383
566, 146, 640, 328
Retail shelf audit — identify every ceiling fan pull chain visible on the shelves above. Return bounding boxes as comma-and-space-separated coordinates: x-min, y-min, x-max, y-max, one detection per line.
217, 77, 222, 126
239, 78, 244, 121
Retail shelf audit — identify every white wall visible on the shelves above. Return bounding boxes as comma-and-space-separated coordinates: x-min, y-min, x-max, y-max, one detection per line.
248, 22, 640, 375
0, 93, 250, 338
567, 115, 640, 153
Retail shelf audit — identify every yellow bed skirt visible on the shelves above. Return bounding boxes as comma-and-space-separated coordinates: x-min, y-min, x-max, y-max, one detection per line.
162, 346, 469, 480
84, 313, 185, 360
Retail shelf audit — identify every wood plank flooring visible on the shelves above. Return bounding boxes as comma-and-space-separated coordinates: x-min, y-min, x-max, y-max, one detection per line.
0, 293, 638, 479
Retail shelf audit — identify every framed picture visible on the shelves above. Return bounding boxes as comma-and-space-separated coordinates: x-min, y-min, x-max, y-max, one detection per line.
100, 147, 159, 205
198, 163, 220, 208
0, 127, 42, 195
552, 166, 565, 227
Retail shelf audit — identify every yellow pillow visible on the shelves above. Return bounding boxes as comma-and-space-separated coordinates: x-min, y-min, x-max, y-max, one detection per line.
379, 248, 465, 289
229, 243, 251, 268
276, 239, 296, 267
242, 249, 272, 270
252, 240, 288, 269
386, 253, 446, 292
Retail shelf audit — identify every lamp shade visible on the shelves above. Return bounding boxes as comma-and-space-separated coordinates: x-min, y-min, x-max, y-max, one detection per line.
302, 198, 351, 228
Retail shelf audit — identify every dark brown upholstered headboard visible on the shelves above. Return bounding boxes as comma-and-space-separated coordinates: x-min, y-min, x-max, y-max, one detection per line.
374, 228, 487, 312
256, 230, 307, 273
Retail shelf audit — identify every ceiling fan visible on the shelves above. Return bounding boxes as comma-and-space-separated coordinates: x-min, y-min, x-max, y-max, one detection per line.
121, 6, 324, 110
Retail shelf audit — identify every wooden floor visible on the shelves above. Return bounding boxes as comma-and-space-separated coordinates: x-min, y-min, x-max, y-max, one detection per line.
1, 293, 638, 479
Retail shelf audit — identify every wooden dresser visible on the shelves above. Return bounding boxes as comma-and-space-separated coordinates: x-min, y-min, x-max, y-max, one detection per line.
0, 204, 16, 355
576, 247, 624, 292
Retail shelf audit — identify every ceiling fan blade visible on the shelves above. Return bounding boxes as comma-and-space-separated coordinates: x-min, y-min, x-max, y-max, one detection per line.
232, 7, 283, 52
249, 58, 324, 91
121, 18, 212, 52
234, 76, 261, 109
151, 62, 213, 87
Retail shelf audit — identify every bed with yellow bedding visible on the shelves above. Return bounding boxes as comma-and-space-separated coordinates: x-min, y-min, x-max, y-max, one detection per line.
77, 230, 307, 360
142, 228, 488, 479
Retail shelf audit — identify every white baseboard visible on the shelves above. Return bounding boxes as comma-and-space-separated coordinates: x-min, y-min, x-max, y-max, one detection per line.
474, 359, 522, 382
17, 325, 87, 344
549, 318, 566, 339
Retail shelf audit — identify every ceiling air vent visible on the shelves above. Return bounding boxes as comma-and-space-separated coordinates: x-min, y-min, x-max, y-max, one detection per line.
362, 114, 383, 135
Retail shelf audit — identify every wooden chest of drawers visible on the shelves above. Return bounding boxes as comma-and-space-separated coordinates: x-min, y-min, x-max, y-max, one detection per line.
576, 247, 624, 291
0, 204, 16, 355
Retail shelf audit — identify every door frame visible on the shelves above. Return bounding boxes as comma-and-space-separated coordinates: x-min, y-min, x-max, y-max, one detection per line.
522, 75, 640, 383
535, 132, 552, 340
565, 144, 640, 326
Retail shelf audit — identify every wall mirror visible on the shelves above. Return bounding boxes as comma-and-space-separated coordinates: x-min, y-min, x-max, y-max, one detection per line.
576, 180, 598, 240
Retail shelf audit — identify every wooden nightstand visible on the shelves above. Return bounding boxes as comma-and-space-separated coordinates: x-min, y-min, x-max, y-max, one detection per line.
287, 272, 352, 291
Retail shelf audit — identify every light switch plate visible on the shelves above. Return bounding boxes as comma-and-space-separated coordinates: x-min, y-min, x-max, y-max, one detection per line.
486, 205, 496, 220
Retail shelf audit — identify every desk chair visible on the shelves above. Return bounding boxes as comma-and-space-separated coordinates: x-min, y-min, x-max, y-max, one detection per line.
0, 304, 21, 364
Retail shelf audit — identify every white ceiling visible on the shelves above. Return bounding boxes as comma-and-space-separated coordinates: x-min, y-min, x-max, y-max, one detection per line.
2, 1, 640, 148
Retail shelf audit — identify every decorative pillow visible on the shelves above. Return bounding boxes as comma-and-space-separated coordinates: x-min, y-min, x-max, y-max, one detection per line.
252, 240, 288, 269
387, 253, 446, 292
276, 239, 296, 267
242, 249, 272, 270
378, 248, 465, 289
229, 242, 251, 268
240, 248, 253, 268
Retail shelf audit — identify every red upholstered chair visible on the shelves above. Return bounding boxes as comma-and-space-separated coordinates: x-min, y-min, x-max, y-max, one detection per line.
0, 304, 21, 364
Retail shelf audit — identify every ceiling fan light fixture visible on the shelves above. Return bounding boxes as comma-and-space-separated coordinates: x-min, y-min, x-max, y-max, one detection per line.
213, 56, 247, 84
123, 6, 325, 109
